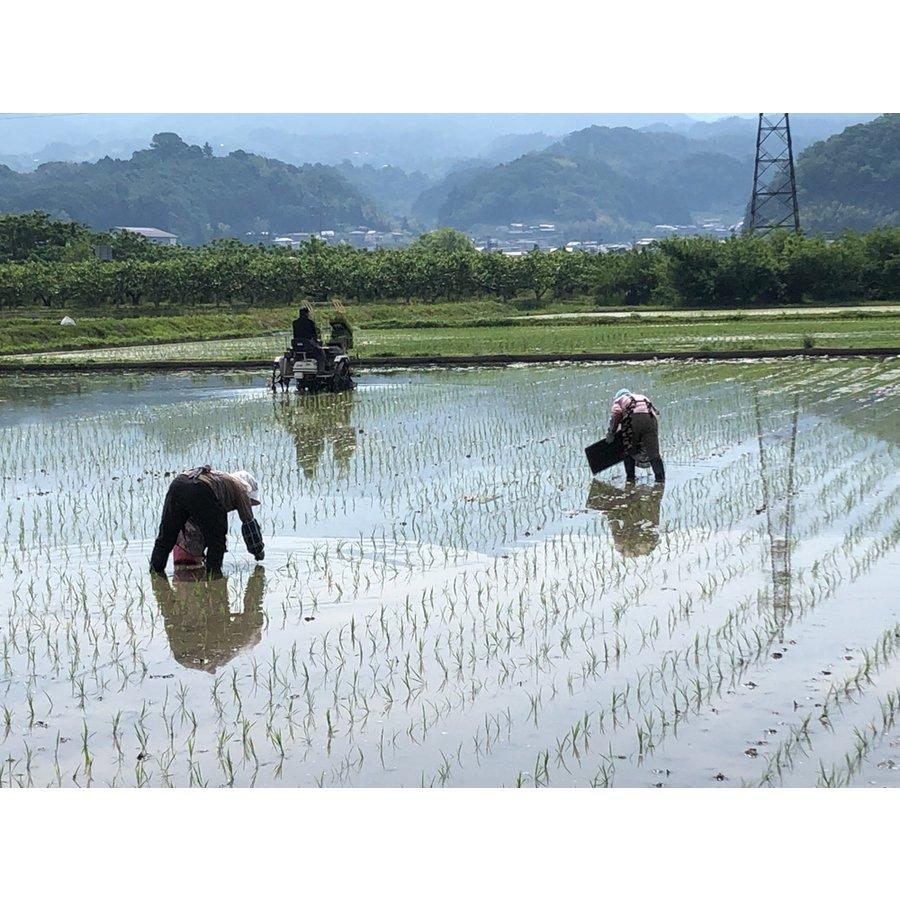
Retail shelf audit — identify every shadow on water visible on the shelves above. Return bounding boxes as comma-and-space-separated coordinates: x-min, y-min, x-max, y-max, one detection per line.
151, 566, 266, 673
272, 391, 357, 479
585, 480, 665, 557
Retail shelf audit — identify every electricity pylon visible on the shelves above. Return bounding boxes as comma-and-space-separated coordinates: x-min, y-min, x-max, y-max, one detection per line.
746, 114, 801, 235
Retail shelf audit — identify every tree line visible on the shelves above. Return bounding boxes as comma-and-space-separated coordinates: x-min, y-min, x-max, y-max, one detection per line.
0, 213, 897, 311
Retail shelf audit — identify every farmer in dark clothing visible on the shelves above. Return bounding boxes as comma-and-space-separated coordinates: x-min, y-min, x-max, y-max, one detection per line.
606, 389, 665, 483
292, 306, 326, 375
150, 467, 265, 577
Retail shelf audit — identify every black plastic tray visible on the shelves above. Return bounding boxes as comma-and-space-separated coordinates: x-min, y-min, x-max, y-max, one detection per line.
584, 432, 625, 475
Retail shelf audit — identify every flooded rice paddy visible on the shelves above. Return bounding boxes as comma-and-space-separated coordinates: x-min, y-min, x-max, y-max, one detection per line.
0, 358, 898, 787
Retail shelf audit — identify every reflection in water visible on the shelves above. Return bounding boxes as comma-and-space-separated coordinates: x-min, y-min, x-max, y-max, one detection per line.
586, 480, 664, 557
754, 391, 801, 634
151, 567, 266, 673
272, 392, 357, 479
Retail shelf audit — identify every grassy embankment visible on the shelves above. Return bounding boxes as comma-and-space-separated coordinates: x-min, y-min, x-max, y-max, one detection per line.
1, 301, 898, 364
0, 300, 574, 355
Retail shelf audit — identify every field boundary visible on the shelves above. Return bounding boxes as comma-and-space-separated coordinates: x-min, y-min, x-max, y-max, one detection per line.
0, 346, 897, 374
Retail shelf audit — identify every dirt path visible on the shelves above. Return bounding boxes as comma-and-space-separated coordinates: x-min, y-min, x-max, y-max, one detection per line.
513, 305, 900, 321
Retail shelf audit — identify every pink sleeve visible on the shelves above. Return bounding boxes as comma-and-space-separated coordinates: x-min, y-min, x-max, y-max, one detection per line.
609, 399, 623, 430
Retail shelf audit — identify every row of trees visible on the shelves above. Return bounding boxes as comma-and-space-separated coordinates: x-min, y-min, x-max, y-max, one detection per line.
0, 222, 897, 311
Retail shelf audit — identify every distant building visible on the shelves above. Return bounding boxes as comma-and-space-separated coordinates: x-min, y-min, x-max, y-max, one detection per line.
271, 228, 414, 251
113, 226, 178, 246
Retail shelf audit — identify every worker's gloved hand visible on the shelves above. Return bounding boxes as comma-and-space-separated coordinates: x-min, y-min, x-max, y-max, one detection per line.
242, 519, 265, 559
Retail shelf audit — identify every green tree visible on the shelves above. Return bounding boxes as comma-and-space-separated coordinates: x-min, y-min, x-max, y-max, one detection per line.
658, 238, 720, 306
518, 249, 554, 304
714, 237, 781, 306
0, 211, 95, 263
595, 250, 662, 305
409, 228, 475, 254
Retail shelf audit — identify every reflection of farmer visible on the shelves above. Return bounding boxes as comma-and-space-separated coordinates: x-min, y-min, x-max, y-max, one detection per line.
606, 389, 665, 483
273, 391, 357, 479
150, 566, 266, 673
586, 480, 664, 557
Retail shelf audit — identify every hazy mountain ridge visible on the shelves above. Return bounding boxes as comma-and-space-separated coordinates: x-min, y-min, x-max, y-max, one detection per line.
0, 115, 890, 242
796, 114, 900, 233
0, 133, 389, 244
336, 162, 433, 221
424, 116, 886, 236
431, 126, 745, 235
5, 113, 865, 174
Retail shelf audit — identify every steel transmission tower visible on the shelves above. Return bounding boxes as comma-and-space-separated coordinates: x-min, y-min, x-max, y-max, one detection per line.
746, 114, 801, 235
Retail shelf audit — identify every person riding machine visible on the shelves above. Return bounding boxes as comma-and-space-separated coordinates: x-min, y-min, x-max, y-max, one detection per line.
292, 306, 327, 375
272, 304, 354, 393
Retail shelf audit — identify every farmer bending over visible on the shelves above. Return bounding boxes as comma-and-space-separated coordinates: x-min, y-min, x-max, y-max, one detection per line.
606, 389, 665, 483
150, 466, 265, 577
292, 306, 326, 375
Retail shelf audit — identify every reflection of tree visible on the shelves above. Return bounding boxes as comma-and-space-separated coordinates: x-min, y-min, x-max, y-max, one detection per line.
272, 391, 357, 480
150, 567, 266, 673
586, 480, 664, 558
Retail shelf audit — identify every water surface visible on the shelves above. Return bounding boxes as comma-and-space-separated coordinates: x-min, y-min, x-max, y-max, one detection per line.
1, 359, 897, 786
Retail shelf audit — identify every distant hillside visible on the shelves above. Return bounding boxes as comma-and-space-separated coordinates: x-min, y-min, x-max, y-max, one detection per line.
337, 162, 433, 220
411, 165, 492, 226
0, 133, 390, 244
433, 126, 748, 236
685, 114, 877, 159
797, 114, 900, 233
479, 132, 557, 163
657, 151, 749, 213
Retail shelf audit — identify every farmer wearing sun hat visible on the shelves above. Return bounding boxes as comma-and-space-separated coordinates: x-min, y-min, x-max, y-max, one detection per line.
150, 466, 265, 577
606, 388, 665, 483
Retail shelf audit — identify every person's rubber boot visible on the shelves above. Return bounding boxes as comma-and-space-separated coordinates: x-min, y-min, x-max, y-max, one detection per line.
650, 457, 665, 483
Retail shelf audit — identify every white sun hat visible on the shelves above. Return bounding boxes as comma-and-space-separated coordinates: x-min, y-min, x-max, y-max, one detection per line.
230, 470, 260, 505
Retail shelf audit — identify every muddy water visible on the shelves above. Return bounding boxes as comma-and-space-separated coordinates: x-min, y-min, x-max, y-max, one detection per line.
0, 359, 897, 787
